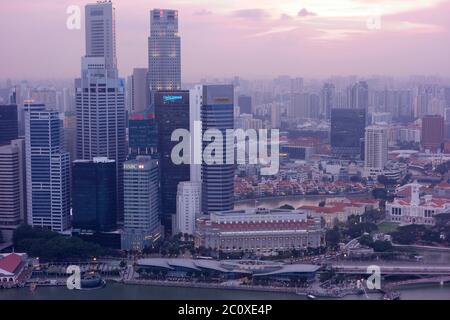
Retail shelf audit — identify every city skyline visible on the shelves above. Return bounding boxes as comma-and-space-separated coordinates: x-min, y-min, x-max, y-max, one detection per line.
1, 0, 450, 303
1, 0, 450, 80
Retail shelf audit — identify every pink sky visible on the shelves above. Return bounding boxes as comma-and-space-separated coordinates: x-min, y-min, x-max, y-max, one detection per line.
0, 0, 449, 80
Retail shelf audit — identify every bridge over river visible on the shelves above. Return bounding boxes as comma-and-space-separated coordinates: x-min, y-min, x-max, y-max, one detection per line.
332, 263, 450, 276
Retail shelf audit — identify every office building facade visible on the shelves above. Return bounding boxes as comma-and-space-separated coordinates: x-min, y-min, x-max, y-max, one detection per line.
148, 9, 181, 92
0, 139, 26, 242
0, 104, 19, 146
237, 95, 252, 115
76, 2, 126, 222
85, 1, 118, 78
128, 111, 158, 159
175, 182, 201, 235
25, 106, 71, 232
330, 108, 366, 159
127, 68, 149, 113
72, 157, 117, 233
201, 85, 235, 214
421, 115, 445, 152
155, 91, 190, 231
122, 157, 162, 251
364, 125, 388, 178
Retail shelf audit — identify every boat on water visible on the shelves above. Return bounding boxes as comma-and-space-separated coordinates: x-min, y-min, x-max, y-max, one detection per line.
307, 294, 317, 300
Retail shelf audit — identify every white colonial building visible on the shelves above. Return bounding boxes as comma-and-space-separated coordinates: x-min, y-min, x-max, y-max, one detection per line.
387, 182, 450, 225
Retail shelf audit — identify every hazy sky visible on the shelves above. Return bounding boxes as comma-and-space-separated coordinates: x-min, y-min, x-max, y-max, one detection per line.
1, 0, 450, 81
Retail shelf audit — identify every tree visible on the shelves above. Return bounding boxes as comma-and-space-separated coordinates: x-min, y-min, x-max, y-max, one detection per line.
363, 209, 385, 224
325, 227, 341, 249
345, 222, 378, 238
372, 188, 393, 201
371, 240, 393, 252
279, 204, 295, 210
359, 234, 373, 247
13, 225, 108, 260
391, 224, 427, 245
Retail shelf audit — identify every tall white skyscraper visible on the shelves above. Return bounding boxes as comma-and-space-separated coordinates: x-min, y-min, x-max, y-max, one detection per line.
364, 125, 388, 178
25, 105, 71, 232
175, 182, 201, 235
189, 85, 202, 183
85, 1, 118, 78
148, 9, 181, 91
76, 1, 126, 221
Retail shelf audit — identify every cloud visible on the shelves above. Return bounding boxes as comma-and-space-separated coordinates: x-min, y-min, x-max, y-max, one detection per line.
280, 13, 293, 21
298, 8, 317, 18
194, 9, 213, 16
248, 26, 299, 38
231, 9, 270, 20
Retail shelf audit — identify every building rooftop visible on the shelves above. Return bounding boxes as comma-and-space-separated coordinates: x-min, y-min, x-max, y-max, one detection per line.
0, 253, 23, 275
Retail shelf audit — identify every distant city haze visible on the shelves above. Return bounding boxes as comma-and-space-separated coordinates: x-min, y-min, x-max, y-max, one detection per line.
1, 0, 450, 80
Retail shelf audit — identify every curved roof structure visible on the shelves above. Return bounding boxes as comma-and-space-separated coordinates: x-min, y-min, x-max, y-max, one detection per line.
136, 258, 320, 277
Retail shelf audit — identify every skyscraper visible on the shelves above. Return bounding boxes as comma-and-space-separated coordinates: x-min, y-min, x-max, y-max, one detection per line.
350, 81, 369, 111
201, 85, 235, 214
331, 108, 366, 159
422, 115, 445, 152
25, 105, 71, 232
127, 68, 149, 113
76, 1, 126, 222
154, 91, 190, 231
0, 139, 26, 242
128, 111, 158, 159
148, 9, 181, 92
175, 182, 201, 235
0, 104, 19, 146
364, 125, 388, 178
85, 1, 118, 77
189, 85, 203, 183
321, 83, 335, 120
72, 157, 117, 233
122, 156, 161, 251
238, 95, 252, 115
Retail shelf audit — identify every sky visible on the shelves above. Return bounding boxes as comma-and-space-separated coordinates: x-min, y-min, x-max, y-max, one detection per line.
1, 0, 450, 81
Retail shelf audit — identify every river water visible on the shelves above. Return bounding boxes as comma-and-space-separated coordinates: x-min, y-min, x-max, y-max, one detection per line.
0, 282, 449, 300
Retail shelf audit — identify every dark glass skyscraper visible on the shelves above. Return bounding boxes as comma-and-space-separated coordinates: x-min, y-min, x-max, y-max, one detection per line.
154, 91, 190, 232
422, 115, 445, 152
331, 108, 366, 159
128, 111, 158, 159
201, 85, 235, 214
0, 104, 19, 146
238, 95, 252, 115
72, 157, 117, 232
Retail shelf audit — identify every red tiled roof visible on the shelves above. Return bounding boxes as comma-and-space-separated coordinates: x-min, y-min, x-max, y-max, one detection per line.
436, 182, 450, 189
0, 253, 22, 274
